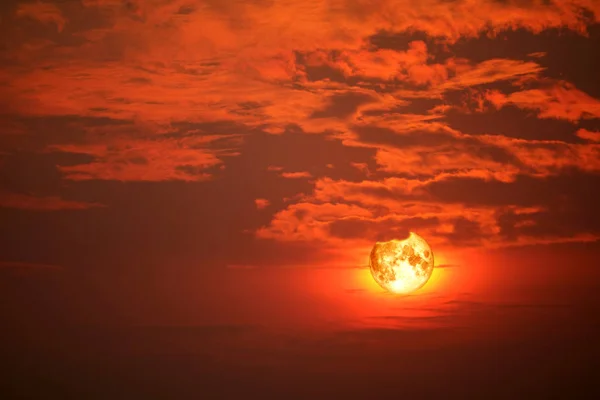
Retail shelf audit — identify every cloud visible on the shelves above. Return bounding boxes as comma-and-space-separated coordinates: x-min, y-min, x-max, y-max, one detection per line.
575, 128, 600, 142
440, 58, 544, 90
254, 198, 270, 209
280, 171, 312, 179
481, 135, 600, 176
48, 134, 238, 182
349, 162, 370, 175
0, 192, 104, 211
256, 162, 600, 249
15, 1, 67, 32
485, 81, 600, 121
1, 0, 599, 256
256, 202, 374, 243
1, 1, 593, 128
527, 52, 547, 58
344, 122, 523, 179
255, 176, 506, 248
301, 41, 448, 86
3, 291, 598, 397
328, 215, 440, 242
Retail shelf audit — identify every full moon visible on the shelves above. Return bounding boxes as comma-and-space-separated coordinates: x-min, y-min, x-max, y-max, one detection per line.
369, 232, 434, 294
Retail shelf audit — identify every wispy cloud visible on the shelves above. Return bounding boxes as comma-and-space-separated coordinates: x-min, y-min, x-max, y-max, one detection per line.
0, 192, 104, 211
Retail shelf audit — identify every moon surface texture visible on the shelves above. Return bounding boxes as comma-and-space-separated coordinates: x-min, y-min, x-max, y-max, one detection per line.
369, 232, 434, 294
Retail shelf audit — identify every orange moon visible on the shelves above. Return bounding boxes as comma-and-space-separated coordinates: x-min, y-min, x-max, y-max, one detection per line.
369, 232, 434, 294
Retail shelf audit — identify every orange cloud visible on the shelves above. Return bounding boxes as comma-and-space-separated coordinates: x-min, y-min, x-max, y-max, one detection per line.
280, 171, 312, 179
482, 135, 600, 176
256, 202, 374, 243
49, 136, 235, 181
255, 198, 270, 209
311, 41, 447, 86
527, 52, 547, 58
1, 0, 590, 129
440, 58, 544, 90
350, 162, 370, 175
255, 194, 502, 253
576, 129, 600, 142
2, 0, 599, 257
338, 123, 522, 180
255, 163, 600, 257
485, 82, 600, 121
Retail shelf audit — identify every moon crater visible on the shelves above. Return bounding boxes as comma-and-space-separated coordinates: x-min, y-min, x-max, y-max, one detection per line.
369, 232, 434, 294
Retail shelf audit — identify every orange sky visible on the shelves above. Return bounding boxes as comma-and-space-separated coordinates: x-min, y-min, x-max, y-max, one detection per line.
1, 1, 600, 398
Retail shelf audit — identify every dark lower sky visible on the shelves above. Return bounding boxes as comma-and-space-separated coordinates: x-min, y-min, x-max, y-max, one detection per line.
1, 0, 600, 398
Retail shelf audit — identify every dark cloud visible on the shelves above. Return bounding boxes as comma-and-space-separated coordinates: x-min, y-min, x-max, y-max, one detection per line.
176, 5, 196, 15
2, 292, 598, 398
425, 171, 600, 241
0, 182, 322, 270
448, 25, 600, 97
438, 216, 488, 246
367, 30, 442, 52
424, 170, 600, 209
310, 92, 376, 119
352, 124, 521, 166
228, 125, 377, 182
125, 76, 153, 85
361, 97, 443, 116
167, 120, 261, 137
497, 206, 600, 241
320, 169, 600, 245
444, 104, 586, 142
0, 151, 95, 195
0, 125, 379, 270
328, 216, 439, 241
0, 114, 133, 150
295, 50, 349, 83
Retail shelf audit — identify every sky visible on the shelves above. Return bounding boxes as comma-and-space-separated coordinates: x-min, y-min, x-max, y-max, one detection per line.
1, 0, 600, 398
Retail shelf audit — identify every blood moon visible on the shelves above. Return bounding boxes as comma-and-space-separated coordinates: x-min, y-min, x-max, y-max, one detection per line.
369, 232, 434, 294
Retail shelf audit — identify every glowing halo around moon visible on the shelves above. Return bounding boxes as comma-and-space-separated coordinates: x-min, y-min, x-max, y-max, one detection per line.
369, 232, 434, 294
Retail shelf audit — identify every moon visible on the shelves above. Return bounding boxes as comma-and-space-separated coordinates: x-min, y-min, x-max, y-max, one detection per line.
369, 232, 434, 294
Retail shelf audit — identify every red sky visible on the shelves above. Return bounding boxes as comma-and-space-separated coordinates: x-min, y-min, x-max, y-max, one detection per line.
1, 0, 600, 398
